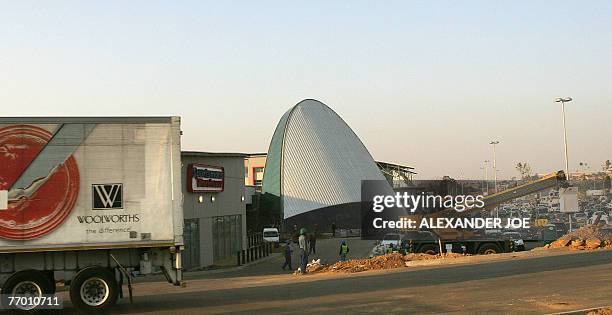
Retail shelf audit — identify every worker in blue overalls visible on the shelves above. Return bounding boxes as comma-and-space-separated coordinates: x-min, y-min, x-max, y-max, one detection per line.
282, 240, 293, 271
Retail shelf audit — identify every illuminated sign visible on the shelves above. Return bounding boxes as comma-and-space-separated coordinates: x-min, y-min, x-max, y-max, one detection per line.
187, 164, 224, 192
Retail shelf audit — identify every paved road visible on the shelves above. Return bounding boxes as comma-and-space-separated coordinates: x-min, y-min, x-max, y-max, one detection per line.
55, 249, 611, 314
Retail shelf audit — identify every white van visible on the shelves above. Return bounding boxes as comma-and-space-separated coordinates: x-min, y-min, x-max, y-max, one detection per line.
263, 227, 280, 243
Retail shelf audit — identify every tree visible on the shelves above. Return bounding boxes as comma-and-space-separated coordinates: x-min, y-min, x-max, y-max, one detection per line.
516, 162, 532, 180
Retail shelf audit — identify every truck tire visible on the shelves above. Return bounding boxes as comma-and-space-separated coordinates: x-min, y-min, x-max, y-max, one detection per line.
478, 243, 501, 255
1, 270, 55, 311
69, 267, 119, 312
419, 244, 437, 255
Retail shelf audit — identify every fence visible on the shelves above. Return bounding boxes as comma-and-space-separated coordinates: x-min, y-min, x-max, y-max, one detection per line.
248, 232, 264, 248
236, 242, 272, 266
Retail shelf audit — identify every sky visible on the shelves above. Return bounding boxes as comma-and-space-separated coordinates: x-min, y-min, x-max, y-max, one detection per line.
1, 1, 611, 179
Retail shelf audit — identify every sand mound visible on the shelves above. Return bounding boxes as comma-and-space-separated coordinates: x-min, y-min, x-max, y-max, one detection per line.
542, 226, 611, 251
298, 252, 467, 274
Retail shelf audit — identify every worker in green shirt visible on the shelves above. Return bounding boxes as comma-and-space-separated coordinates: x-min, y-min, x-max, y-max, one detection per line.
339, 240, 349, 261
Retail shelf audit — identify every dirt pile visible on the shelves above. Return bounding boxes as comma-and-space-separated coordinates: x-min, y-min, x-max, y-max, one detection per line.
306, 259, 324, 273
292, 259, 325, 275
587, 307, 612, 315
542, 226, 611, 251
322, 253, 405, 273
299, 252, 467, 274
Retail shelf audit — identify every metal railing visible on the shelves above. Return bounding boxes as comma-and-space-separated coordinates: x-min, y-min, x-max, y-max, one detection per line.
247, 232, 264, 248
236, 242, 272, 266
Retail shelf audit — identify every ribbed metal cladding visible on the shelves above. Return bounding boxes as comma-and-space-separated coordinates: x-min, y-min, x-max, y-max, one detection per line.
278, 99, 389, 219
261, 109, 291, 198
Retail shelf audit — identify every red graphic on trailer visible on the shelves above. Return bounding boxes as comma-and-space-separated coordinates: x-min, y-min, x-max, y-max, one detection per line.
0, 125, 80, 240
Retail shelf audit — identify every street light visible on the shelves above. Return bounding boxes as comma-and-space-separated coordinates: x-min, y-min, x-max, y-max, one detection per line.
483, 160, 490, 194
555, 97, 573, 231
489, 141, 500, 219
489, 141, 500, 193
555, 97, 572, 180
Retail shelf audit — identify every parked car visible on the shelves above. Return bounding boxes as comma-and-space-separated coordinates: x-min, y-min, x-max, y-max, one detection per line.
262, 227, 280, 243
369, 233, 403, 257
381, 233, 402, 247
573, 212, 588, 222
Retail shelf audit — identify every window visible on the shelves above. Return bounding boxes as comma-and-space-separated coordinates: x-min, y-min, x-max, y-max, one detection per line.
253, 167, 264, 186
263, 231, 278, 237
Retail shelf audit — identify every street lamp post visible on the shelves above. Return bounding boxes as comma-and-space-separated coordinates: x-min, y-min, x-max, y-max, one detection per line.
490, 141, 500, 193
555, 97, 572, 180
489, 141, 500, 219
555, 97, 573, 231
483, 160, 490, 194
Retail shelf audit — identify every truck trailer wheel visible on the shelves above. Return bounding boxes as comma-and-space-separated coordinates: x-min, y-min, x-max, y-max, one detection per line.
69, 267, 119, 312
1, 270, 55, 311
478, 243, 501, 255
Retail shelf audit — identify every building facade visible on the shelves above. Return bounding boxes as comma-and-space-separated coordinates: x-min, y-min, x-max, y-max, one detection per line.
181, 151, 247, 269
244, 153, 267, 190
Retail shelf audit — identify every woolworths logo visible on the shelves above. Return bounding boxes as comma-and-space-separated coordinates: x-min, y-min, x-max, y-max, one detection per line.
77, 214, 140, 224
92, 183, 123, 210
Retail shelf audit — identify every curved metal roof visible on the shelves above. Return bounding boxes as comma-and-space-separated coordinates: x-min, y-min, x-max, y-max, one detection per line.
263, 99, 391, 219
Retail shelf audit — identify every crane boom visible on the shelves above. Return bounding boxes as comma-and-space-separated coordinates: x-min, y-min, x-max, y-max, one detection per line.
482, 170, 567, 211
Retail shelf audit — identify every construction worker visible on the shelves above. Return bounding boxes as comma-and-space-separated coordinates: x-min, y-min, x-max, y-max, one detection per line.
282, 240, 293, 271
339, 240, 349, 261
310, 224, 318, 255
293, 224, 299, 241
403, 240, 413, 255
309, 232, 317, 255
298, 228, 308, 273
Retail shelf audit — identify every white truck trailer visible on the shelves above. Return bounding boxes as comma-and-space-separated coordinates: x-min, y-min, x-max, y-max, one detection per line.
0, 117, 183, 312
